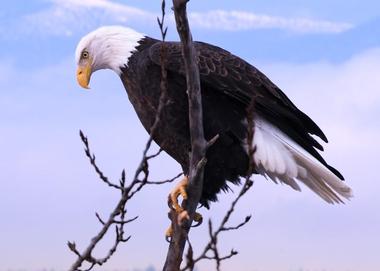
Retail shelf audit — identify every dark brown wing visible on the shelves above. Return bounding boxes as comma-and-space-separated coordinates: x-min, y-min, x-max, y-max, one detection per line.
149, 41, 343, 180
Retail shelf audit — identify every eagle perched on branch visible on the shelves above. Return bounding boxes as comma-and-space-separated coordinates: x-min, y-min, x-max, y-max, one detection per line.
75, 26, 352, 210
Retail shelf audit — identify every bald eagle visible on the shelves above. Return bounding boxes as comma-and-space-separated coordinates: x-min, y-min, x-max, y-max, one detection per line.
75, 26, 352, 207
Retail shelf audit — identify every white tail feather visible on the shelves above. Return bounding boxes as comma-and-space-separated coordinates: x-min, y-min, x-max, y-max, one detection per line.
252, 117, 353, 203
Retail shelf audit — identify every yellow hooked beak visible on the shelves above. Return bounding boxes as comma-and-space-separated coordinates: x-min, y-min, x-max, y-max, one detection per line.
76, 61, 92, 89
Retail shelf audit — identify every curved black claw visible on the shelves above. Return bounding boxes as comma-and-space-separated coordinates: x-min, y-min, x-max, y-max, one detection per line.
165, 235, 172, 243
191, 212, 203, 228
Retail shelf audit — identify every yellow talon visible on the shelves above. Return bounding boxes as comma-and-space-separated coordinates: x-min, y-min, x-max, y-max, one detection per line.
165, 176, 204, 238
168, 176, 189, 213
165, 225, 173, 241
165, 211, 203, 239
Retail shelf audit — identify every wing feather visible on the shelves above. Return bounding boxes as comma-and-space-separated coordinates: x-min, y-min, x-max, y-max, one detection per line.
148, 40, 344, 181
253, 117, 352, 203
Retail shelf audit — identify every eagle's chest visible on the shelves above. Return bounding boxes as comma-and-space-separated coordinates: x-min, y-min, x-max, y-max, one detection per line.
120, 63, 191, 167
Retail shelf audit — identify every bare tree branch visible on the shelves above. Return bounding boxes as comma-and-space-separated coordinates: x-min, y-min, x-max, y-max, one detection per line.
181, 179, 253, 271
145, 173, 183, 185
69, 130, 180, 271
80, 132, 123, 190
163, 0, 207, 270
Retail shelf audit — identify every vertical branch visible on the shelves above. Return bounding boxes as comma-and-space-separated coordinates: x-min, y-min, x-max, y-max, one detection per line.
163, 0, 207, 270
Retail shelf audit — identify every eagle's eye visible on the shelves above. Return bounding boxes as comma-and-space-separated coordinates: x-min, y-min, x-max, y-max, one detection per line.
82, 50, 89, 59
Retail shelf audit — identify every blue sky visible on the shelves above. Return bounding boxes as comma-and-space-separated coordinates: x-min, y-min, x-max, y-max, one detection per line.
0, 1, 379, 271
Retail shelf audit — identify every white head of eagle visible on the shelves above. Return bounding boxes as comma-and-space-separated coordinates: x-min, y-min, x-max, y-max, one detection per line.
75, 26, 144, 88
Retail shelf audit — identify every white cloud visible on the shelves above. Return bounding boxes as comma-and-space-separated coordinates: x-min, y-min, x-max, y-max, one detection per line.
189, 10, 353, 33
6, 0, 353, 38
53, 0, 154, 21
21, 0, 155, 37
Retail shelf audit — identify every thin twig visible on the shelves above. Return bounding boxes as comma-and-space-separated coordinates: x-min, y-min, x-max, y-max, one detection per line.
80, 131, 122, 191
69, 131, 169, 271
145, 173, 183, 185
181, 179, 253, 271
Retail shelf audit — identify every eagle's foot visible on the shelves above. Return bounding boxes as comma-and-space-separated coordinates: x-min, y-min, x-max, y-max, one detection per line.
165, 211, 203, 240
168, 176, 189, 213
165, 176, 203, 239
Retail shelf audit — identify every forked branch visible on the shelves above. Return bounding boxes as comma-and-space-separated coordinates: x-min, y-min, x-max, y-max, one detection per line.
68, 131, 179, 271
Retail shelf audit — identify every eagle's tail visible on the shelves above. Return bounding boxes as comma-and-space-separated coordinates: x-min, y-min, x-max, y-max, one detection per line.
252, 117, 353, 203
